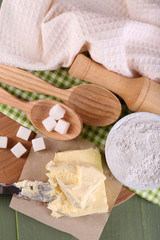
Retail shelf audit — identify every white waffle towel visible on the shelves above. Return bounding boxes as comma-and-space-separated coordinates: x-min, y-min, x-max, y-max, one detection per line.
0, 0, 160, 81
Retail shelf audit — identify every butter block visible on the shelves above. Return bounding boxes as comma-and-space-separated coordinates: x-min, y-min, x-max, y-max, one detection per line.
46, 148, 108, 217
48, 180, 108, 217
56, 164, 106, 209
53, 148, 103, 170
46, 163, 80, 186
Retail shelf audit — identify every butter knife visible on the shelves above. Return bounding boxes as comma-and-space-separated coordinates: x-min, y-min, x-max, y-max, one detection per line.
0, 181, 55, 203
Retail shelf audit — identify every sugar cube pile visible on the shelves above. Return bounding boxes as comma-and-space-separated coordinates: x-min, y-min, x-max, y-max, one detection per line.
0, 136, 8, 148
11, 142, 27, 158
1, 104, 70, 158
42, 104, 70, 135
32, 137, 46, 152
1, 125, 47, 157
16, 126, 32, 141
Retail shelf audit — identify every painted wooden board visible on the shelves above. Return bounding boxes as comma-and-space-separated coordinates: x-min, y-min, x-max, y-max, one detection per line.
0, 113, 36, 184
1, 194, 160, 240
0, 195, 17, 240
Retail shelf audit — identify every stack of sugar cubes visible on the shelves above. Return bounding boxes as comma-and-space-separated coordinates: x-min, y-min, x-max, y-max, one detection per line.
0, 104, 70, 159
0, 126, 46, 159
42, 104, 70, 134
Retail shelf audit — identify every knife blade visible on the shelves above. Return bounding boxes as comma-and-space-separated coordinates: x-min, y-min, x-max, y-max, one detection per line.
0, 181, 56, 203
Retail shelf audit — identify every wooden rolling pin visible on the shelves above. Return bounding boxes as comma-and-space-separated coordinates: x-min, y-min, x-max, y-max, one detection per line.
69, 54, 160, 115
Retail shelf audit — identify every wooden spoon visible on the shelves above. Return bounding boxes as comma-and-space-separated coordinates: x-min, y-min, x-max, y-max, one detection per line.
0, 64, 121, 126
69, 54, 160, 115
0, 87, 82, 141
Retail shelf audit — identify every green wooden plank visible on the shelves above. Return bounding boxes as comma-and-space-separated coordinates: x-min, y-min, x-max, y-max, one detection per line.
0, 189, 159, 240
16, 195, 160, 240
141, 197, 160, 240
16, 212, 76, 240
0, 195, 17, 240
101, 195, 160, 240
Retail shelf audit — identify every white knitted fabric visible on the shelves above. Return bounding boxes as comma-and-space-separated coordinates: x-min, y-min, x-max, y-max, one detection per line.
0, 0, 160, 81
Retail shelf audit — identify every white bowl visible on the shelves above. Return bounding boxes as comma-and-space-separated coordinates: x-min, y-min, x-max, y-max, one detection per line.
105, 112, 160, 190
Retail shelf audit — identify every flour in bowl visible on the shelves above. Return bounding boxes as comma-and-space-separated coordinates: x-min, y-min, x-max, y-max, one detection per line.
106, 113, 160, 189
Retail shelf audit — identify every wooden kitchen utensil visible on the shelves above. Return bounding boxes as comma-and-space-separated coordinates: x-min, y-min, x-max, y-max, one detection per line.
69, 54, 160, 115
0, 64, 121, 126
0, 181, 56, 203
0, 87, 82, 141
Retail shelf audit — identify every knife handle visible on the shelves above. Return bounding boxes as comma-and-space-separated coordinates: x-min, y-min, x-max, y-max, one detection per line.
0, 184, 20, 195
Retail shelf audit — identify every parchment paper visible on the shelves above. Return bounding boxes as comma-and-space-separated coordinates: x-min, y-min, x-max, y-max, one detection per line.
10, 132, 122, 240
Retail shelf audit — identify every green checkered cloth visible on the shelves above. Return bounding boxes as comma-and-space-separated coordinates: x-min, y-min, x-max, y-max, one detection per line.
0, 67, 159, 206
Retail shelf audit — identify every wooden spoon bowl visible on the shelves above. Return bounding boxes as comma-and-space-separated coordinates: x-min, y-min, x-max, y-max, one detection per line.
29, 100, 82, 140
67, 84, 122, 126
0, 87, 83, 141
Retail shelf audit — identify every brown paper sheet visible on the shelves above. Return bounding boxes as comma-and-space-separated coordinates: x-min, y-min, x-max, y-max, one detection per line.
10, 132, 122, 240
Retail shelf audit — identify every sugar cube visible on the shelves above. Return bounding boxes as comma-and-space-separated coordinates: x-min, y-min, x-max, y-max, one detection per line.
54, 119, 70, 134
11, 142, 27, 158
32, 137, 46, 152
0, 136, 8, 148
49, 104, 66, 120
42, 116, 56, 132
16, 126, 32, 141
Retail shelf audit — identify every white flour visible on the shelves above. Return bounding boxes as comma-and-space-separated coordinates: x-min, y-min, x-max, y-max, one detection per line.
106, 113, 160, 189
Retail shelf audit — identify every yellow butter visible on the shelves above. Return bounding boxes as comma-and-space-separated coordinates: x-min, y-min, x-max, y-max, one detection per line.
46, 148, 109, 217
46, 162, 80, 186
56, 164, 106, 209
53, 148, 103, 170
16, 180, 40, 197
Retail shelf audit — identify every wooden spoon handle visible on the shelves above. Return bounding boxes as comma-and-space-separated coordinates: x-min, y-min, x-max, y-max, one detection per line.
0, 64, 69, 102
69, 54, 145, 108
0, 87, 30, 113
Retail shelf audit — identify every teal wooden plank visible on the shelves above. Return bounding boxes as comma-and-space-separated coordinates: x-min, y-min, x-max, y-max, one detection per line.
16, 212, 76, 240
0, 195, 17, 240
16, 195, 160, 240
101, 195, 160, 240
141, 198, 160, 240
0, 188, 159, 240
